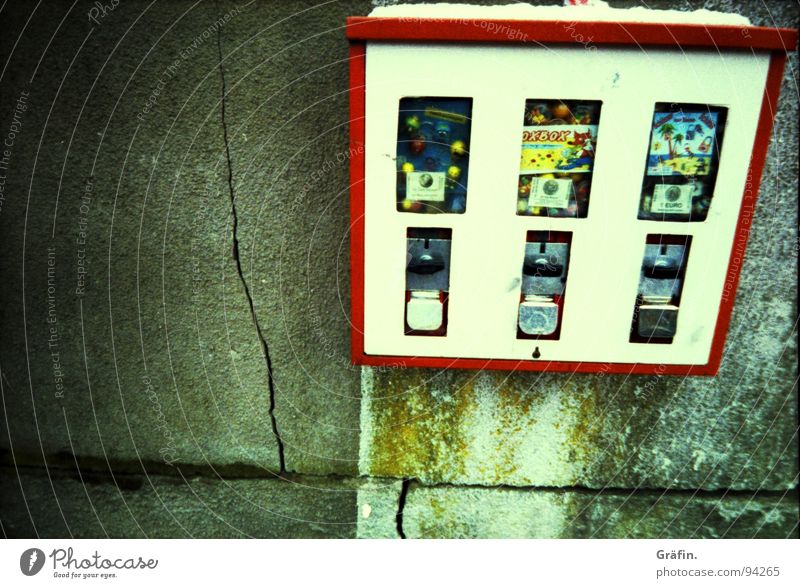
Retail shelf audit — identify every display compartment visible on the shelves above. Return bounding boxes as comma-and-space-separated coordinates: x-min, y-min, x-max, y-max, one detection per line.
396, 97, 473, 214
517, 100, 601, 218
638, 103, 728, 222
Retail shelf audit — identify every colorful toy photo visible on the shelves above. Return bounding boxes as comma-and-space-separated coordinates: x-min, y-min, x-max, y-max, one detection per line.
646, 110, 720, 177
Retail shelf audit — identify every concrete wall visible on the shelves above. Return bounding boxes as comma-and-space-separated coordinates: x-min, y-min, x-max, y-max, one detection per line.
0, 0, 797, 539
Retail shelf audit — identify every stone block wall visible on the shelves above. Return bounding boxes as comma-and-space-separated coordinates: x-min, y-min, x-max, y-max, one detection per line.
0, 0, 796, 539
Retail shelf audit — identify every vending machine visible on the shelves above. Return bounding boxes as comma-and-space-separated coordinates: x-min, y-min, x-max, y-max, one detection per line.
346, 5, 796, 375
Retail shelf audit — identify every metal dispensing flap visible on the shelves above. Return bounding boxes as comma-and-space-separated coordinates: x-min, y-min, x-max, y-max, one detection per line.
638, 304, 680, 339
519, 295, 559, 336
521, 242, 569, 297
640, 244, 687, 301
406, 238, 451, 292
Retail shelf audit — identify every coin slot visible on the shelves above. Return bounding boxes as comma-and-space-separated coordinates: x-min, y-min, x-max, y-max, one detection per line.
517, 231, 572, 341
405, 227, 452, 336
630, 234, 692, 343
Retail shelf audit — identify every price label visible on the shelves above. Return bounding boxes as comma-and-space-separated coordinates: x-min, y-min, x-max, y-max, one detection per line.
651, 184, 693, 214
527, 177, 572, 209
407, 172, 446, 202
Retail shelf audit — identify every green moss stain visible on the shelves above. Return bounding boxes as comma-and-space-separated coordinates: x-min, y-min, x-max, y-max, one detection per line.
563, 385, 600, 482
364, 369, 476, 482
362, 369, 588, 485
360, 361, 796, 490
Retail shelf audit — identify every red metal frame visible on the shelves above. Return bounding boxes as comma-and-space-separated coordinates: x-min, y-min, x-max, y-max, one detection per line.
346, 17, 796, 50
347, 17, 796, 376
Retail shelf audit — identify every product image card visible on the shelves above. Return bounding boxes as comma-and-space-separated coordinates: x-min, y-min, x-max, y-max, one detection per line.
646, 111, 718, 176
520, 125, 597, 174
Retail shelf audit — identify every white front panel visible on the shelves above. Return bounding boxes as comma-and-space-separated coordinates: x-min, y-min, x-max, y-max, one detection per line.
362, 42, 770, 364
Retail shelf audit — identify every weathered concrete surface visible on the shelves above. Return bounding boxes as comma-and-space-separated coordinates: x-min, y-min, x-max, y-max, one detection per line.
0, 0, 796, 540
399, 484, 799, 539
0, 467, 358, 538
216, 0, 371, 475
0, 1, 280, 471
361, 355, 797, 489
2, 469, 794, 539
355, 478, 405, 539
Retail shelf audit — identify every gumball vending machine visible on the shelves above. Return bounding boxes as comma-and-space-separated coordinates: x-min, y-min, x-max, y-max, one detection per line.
346, 5, 796, 375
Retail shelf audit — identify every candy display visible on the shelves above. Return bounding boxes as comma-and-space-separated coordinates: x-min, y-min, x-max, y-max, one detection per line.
638, 104, 727, 222
396, 97, 472, 214
517, 100, 602, 218
394, 98, 721, 221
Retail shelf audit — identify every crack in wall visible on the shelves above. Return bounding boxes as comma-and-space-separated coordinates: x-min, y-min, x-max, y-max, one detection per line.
396, 479, 411, 538
2, 456, 796, 498
215, 4, 285, 473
